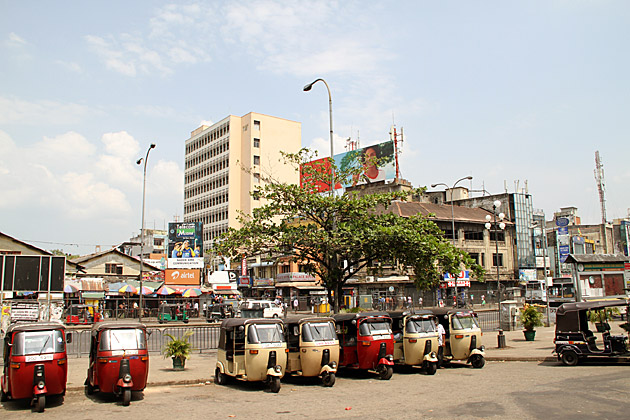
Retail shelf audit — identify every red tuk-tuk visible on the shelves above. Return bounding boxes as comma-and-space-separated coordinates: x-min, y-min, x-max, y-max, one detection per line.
65, 304, 101, 325
1, 322, 70, 412
333, 312, 395, 380
85, 321, 149, 406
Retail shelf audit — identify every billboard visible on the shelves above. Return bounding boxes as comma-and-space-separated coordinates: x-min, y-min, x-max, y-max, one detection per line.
168, 222, 203, 269
164, 269, 200, 285
1, 255, 65, 292
301, 141, 396, 193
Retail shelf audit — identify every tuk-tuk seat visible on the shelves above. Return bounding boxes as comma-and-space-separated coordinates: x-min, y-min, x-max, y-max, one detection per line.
586, 335, 599, 351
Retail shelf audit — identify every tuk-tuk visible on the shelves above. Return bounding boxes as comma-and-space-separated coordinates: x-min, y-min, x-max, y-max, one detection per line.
431, 308, 485, 368
284, 315, 339, 386
333, 312, 395, 380
206, 303, 235, 323
85, 321, 149, 406
1, 322, 69, 412
554, 299, 630, 366
389, 310, 439, 375
157, 303, 189, 323
65, 304, 100, 325
214, 318, 287, 393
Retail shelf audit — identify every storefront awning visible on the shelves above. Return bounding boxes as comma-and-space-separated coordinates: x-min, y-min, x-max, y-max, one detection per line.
82, 292, 105, 299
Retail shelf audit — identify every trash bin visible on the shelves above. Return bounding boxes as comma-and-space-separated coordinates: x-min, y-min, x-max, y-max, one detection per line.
497, 329, 506, 348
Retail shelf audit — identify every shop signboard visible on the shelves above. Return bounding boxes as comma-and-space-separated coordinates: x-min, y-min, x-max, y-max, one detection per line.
164, 269, 200, 285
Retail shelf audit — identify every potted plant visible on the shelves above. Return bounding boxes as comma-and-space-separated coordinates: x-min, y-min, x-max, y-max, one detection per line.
519, 305, 543, 341
587, 308, 619, 332
163, 331, 194, 370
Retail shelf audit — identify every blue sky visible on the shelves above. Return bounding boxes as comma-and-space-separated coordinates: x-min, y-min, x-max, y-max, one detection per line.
1, 1, 628, 255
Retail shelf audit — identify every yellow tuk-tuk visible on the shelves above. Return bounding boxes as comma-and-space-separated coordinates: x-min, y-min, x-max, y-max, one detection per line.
389, 310, 439, 375
214, 318, 287, 393
431, 308, 485, 368
284, 315, 339, 386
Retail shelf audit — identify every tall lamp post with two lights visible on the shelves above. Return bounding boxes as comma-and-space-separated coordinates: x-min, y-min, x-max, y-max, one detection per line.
136, 143, 156, 322
431, 175, 473, 307
484, 200, 505, 304
303, 78, 335, 196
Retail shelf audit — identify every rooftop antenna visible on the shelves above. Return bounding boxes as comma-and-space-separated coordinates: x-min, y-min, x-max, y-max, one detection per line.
594, 151, 607, 224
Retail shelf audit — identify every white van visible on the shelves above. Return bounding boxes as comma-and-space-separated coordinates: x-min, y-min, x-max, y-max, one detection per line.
239, 300, 284, 318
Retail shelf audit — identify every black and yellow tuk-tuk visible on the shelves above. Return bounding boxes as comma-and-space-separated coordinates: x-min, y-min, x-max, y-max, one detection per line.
554, 299, 630, 366
206, 303, 235, 323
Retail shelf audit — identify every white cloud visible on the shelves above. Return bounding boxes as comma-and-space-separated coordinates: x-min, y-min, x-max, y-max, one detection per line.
0, 96, 98, 125
6, 32, 28, 47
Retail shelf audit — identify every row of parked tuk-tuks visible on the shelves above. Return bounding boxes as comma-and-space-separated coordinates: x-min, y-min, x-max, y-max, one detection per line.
1, 309, 485, 410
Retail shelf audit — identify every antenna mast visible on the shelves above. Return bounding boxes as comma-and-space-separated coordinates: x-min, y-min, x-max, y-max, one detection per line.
594, 151, 607, 224
389, 125, 404, 180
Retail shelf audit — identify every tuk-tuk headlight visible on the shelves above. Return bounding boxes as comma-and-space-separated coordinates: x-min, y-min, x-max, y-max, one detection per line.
123, 374, 132, 383
386, 355, 394, 362
330, 361, 337, 369
480, 345, 485, 352
274, 365, 282, 373
430, 352, 436, 358
37, 381, 45, 390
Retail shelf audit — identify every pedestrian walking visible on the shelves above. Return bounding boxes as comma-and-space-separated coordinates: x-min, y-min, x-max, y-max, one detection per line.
436, 320, 446, 367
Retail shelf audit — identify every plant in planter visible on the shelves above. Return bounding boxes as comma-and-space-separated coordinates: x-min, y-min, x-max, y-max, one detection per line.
587, 308, 620, 332
163, 331, 194, 370
519, 305, 543, 341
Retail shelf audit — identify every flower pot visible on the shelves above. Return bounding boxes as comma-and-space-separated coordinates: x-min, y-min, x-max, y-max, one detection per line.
172, 357, 186, 371
523, 330, 536, 341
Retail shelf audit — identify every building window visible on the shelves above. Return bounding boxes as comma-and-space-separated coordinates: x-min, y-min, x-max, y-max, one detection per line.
464, 231, 484, 241
253, 155, 260, 165
105, 263, 123, 274
489, 231, 505, 242
492, 253, 504, 267
280, 265, 290, 274
254, 120, 260, 129
253, 138, 260, 148
254, 173, 260, 184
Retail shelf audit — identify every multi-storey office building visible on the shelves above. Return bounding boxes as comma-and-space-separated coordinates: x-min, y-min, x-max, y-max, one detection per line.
183, 112, 301, 255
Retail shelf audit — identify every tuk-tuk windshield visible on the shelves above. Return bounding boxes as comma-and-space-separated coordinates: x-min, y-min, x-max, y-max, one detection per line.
302, 322, 337, 342
247, 324, 284, 344
100, 328, 147, 351
406, 317, 436, 333
359, 320, 391, 336
452, 313, 479, 330
12, 330, 65, 356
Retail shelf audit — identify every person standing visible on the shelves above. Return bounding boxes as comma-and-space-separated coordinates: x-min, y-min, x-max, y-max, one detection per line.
293, 297, 299, 312
436, 319, 446, 367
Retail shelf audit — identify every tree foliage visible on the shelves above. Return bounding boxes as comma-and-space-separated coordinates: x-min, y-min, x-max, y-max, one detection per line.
217, 149, 483, 311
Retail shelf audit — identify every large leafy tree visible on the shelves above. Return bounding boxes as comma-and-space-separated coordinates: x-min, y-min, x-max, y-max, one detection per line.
217, 150, 482, 312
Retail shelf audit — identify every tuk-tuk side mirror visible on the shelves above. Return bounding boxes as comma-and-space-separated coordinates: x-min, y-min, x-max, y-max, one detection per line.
238, 326, 245, 332
66, 332, 73, 344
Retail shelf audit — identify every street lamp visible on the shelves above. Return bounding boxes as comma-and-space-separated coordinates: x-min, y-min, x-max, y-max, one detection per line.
136, 143, 156, 321
431, 175, 473, 307
485, 200, 505, 303
303, 78, 334, 196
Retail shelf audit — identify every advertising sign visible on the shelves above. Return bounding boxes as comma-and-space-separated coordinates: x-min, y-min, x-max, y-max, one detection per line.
167, 258, 204, 269
443, 271, 470, 281
168, 222, 203, 257
164, 269, 200, 285
238, 276, 251, 287
559, 245, 570, 263
0, 255, 65, 292
277, 272, 317, 283
519, 269, 537, 282
556, 217, 569, 227
300, 141, 396, 193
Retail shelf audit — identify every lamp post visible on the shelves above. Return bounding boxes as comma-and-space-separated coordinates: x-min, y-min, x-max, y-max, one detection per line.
485, 200, 505, 304
136, 143, 156, 322
431, 175, 473, 307
303, 78, 334, 196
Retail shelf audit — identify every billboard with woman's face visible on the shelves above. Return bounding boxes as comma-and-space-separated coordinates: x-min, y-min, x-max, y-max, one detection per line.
300, 141, 395, 193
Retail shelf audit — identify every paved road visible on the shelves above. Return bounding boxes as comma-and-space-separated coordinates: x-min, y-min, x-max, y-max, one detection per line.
2, 360, 628, 419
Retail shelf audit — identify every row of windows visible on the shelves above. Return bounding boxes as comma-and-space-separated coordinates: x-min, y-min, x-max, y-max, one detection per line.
204, 225, 228, 242
468, 253, 504, 267
185, 139, 229, 170
185, 163, 229, 196
185, 192, 228, 213
186, 123, 229, 155
440, 229, 505, 242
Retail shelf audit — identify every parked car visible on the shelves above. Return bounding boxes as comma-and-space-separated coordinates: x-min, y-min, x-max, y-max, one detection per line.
238, 300, 284, 318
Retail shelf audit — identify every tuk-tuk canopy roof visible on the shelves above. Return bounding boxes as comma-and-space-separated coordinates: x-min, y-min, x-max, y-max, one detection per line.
6, 321, 66, 334
220, 317, 283, 331
284, 315, 334, 326
556, 299, 629, 316
429, 308, 477, 317
387, 310, 435, 320
333, 311, 391, 323
91, 320, 147, 333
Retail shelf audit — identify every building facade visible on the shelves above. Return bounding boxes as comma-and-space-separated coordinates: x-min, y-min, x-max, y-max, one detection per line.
183, 112, 302, 254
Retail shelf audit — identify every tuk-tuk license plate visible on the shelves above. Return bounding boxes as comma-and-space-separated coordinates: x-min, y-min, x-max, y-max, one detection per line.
25, 354, 54, 362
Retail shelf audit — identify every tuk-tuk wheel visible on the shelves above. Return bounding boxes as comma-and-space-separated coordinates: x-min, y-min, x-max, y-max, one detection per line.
85, 382, 95, 395
35, 395, 45, 412
560, 350, 579, 367
470, 355, 485, 369
424, 361, 437, 375
122, 389, 131, 406
322, 372, 336, 387
183, 319, 189, 324
215, 368, 228, 385
377, 365, 393, 380
269, 376, 281, 393
158, 319, 164, 324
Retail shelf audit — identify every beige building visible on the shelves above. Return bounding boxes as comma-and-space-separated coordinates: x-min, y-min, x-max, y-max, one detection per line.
184, 112, 301, 252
